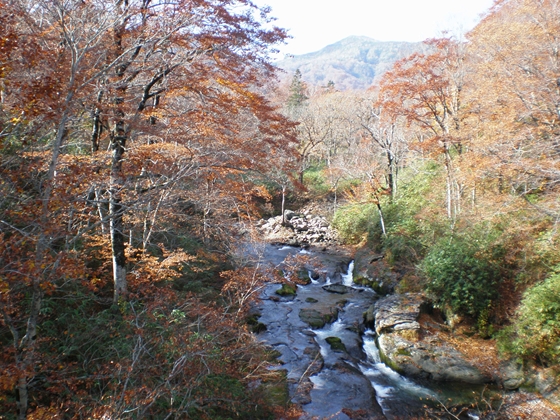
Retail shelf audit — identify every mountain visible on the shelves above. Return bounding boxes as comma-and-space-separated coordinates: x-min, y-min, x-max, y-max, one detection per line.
275, 36, 425, 91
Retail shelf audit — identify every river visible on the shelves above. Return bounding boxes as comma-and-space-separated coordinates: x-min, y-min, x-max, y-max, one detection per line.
253, 244, 436, 419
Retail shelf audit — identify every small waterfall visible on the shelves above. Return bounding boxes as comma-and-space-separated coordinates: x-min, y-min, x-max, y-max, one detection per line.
308, 270, 320, 284
360, 331, 435, 411
313, 319, 346, 358
341, 260, 354, 286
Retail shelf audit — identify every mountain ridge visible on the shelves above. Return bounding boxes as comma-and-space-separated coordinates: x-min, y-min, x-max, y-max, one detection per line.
275, 36, 425, 91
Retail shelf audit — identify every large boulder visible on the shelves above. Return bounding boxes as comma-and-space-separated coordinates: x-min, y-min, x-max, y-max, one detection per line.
377, 334, 489, 384
353, 246, 398, 294
374, 293, 423, 335
373, 294, 491, 385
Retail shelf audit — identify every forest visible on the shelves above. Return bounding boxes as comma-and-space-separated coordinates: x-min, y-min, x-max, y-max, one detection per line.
1, 0, 560, 418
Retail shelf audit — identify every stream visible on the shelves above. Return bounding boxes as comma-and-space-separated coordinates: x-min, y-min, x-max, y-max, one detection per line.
254, 244, 436, 419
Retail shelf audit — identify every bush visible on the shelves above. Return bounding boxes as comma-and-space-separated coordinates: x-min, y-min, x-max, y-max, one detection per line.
377, 162, 445, 264
421, 232, 504, 320
302, 165, 330, 196
501, 271, 560, 364
332, 203, 377, 244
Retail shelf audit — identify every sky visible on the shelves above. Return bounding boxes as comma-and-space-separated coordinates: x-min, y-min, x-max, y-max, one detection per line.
253, 0, 495, 56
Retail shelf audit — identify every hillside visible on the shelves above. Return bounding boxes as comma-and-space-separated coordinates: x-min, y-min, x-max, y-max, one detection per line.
276, 36, 425, 90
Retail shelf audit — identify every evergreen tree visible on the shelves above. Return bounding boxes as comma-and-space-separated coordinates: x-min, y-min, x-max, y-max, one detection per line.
286, 69, 308, 117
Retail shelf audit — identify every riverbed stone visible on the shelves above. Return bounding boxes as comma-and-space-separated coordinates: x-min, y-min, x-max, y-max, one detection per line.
374, 293, 490, 384
326, 336, 347, 352
535, 368, 560, 406
378, 334, 489, 383
275, 283, 297, 297
299, 308, 338, 328
374, 293, 423, 335
500, 359, 525, 390
258, 210, 340, 245
322, 283, 353, 294
353, 246, 398, 293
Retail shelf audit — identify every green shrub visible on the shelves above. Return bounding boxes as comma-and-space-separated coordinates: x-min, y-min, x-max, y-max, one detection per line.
421, 233, 504, 320
376, 162, 445, 264
332, 203, 377, 244
302, 165, 330, 196
501, 271, 560, 364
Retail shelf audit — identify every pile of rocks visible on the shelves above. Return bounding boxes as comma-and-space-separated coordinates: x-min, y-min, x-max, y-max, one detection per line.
256, 209, 339, 246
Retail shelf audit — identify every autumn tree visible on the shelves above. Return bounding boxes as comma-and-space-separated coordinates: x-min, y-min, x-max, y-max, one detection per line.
0, 0, 296, 417
377, 37, 468, 219
353, 91, 408, 197
466, 0, 560, 216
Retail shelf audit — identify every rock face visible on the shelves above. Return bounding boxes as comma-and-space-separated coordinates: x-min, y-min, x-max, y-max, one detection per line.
257, 210, 339, 246
372, 294, 491, 384
374, 294, 422, 335
353, 246, 398, 295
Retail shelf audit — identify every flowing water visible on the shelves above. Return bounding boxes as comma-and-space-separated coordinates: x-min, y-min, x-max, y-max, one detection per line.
254, 244, 435, 419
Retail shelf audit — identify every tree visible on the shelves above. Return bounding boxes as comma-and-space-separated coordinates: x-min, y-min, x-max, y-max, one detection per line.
286, 69, 308, 118
0, 0, 296, 417
354, 91, 408, 197
377, 37, 467, 220
465, 0, 560, 217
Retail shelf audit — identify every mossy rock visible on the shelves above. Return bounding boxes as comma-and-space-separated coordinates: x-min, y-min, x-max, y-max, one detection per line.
306, 297, 319, 303
396, 347, 412, 357
354, 274, 393, 295
354, 275, 372, 287
299, 308, 338, 328
260, 370, 290, 406
246, 314, 267, 333
325, 336, 347, 352
276, 283, 297, 296
377, 342, 404, 374
298, 269, 312, 285
370, 280, 388, 295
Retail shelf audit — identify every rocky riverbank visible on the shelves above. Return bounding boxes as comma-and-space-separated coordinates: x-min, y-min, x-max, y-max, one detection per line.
255, 210, 560, 418
257, 209, 340, 247
354, 246, 560, 418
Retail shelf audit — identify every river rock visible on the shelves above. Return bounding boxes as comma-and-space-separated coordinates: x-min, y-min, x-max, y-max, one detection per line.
322, 283, 353, 294
374, 293, 423, 335
353, 246, 398, 294
500, 359, 525, 390
299, 308, 338, 328
374, 293, 490, 384
377, 334, 489, 383
535, 368, 560, 406
257, 210, 340, 245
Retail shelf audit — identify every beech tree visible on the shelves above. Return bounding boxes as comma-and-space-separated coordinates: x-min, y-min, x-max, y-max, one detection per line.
1, 1, 296, 417
466, 0, 560, 216
353, 92, 408, 197
377, 37, 467, 219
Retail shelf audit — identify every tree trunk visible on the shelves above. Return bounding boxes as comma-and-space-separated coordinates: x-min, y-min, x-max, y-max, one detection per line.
91, 90, 104, 153
110, 192, 127, 303
444, 146, 454, 220
110, 122, 127, 303
281, 185, 287, 226
376, 200, 386, 236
